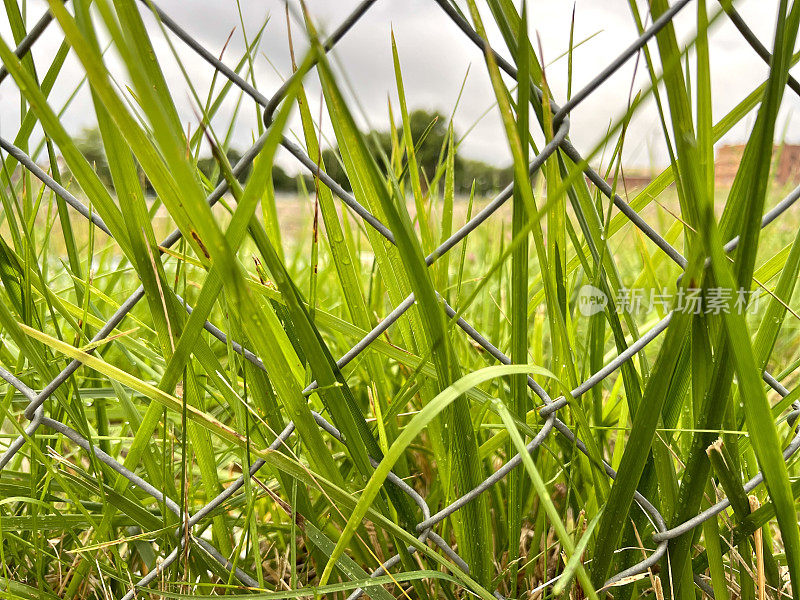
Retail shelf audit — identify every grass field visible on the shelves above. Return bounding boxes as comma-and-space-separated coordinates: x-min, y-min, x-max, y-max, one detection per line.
2, 1, 800, 599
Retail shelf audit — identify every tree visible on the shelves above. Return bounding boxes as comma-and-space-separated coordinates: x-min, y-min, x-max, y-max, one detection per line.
197, 148, 252, 185
311, 109, 511, 196
408, 109, 449, 182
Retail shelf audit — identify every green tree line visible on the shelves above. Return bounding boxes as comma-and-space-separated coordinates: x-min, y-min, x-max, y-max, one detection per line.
72, 109, 511, 196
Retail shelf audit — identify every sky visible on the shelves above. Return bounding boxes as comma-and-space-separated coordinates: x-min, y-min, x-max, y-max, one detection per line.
0, 0, 795, 172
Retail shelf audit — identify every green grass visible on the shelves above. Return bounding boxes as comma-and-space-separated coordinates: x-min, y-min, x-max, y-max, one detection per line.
1, 1, 800, 599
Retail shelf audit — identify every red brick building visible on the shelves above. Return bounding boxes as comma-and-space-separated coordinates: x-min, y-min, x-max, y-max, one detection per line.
715, 143, 800, 187
598, 168, 655, 190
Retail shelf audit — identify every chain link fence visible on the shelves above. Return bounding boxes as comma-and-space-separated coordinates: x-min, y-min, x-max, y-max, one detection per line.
1, 1, 799, 598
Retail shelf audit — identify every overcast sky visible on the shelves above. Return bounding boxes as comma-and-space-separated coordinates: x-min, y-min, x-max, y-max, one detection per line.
0, 0, 795, 171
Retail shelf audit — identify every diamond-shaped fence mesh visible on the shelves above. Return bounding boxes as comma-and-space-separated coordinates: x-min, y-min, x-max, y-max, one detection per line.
0, 1, 798, 598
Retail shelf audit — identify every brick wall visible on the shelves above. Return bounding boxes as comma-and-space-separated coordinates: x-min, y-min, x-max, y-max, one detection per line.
715, 143, 800, 187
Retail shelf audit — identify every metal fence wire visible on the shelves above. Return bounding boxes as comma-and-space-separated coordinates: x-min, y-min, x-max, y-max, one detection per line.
1, 0, 799, 598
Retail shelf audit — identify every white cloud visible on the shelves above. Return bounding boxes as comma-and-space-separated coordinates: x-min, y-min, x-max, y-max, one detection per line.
1, 0, 795, 172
